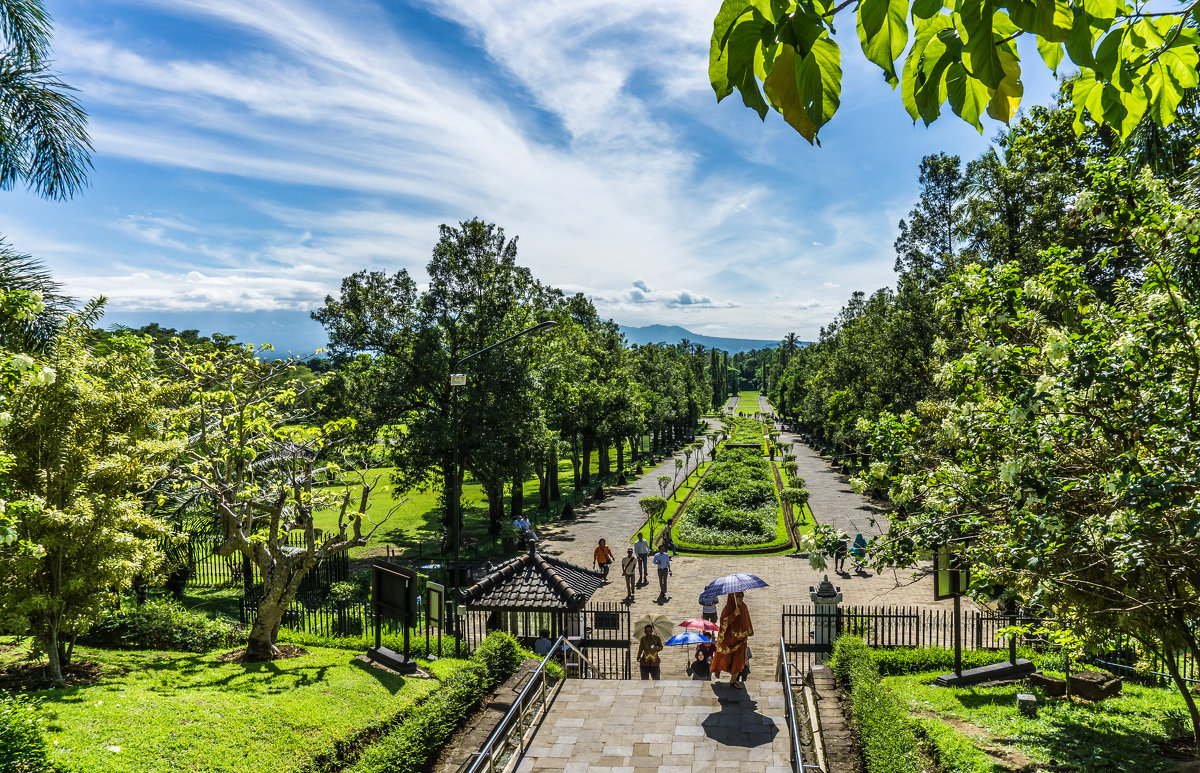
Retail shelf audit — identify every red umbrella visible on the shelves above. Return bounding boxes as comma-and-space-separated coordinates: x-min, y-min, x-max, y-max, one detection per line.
679, 618, 719, 632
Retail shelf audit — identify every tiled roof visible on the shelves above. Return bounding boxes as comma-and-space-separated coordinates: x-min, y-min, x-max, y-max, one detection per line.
458, 550, 604, 610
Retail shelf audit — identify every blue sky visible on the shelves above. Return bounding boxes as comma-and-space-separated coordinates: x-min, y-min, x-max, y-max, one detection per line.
7, 0, 1063, 339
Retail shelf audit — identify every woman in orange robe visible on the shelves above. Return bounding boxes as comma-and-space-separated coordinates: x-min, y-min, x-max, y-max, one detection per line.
709, 591, 753, 687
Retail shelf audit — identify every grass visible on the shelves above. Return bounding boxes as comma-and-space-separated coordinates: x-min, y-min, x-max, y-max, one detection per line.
11, 643, 464, 773
627, 460, 711, 547
311, 441, 650, 560
883, 670, 1189, 772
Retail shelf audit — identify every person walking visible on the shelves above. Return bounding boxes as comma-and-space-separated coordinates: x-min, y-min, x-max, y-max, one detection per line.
593, 538, 614, 581
634, 532, 651, 584
652, 545, 671, 598
700, 593, 719, 624
710, 592, 754, 688
850, 532, 868, 571
637, 624, 663, 680
834, 536, 848, 573
621, 548, 637, 601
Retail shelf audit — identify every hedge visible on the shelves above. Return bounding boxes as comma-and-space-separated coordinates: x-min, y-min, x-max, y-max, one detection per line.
829, 636, 923, 773
0, 692, 50, 773
871, 645, 1042, 676
675, 448, 788, 550
79, 599, 242, 652
348, 632, 529, 773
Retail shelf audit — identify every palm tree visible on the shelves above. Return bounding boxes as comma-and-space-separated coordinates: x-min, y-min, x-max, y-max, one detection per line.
0, 0, 93, 201
0, 238, 73, 350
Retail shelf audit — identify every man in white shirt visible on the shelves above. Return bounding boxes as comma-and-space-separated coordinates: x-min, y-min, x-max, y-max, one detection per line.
633, 532, 651, 585
514, 515, 537, 544
653, 546, 671, 598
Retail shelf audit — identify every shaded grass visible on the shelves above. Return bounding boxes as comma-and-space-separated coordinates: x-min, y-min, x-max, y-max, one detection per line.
8, 643, 459, 773
883, 670, 1188, 772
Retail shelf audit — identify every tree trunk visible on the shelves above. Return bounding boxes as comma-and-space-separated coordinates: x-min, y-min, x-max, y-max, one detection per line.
570, 435, 581, 489
1164, 646, 1200, 755
509, 474, 524, 521
599, 439, 611, 477
535, 455, 549, 509
581, 432, 593, 486
485, 480, 504, 535
616, 438, 625, 471
550, 446, 562, 502
441, 453, 458, 548
246, 578, 290, 661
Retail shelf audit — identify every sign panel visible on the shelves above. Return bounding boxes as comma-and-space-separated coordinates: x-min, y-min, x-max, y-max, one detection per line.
425, 582, 444, 626
450, 373, 467, 386
933, 544, 970, 601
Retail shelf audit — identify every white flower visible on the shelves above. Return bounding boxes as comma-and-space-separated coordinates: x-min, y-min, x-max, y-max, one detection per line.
7, 353, 34, 372
30, 367, 55, 386
0, 412, 9, 427
1044, 328, 1070, 366
1034, 374, 1056, 396
999, 458, 1024, 486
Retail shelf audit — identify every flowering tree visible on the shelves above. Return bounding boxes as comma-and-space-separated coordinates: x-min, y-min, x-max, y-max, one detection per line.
0, 301, 179, 686
857, 162, 1200, 750
168, 343, 398, 660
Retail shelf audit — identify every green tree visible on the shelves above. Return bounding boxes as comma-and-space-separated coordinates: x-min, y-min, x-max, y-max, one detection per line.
638, 495, 668, 551
859, 162, 1200, 750
711, 0, 1200, 143
0, 312, 179, 685
168, 343, 395, 661
893, 153, 967, 288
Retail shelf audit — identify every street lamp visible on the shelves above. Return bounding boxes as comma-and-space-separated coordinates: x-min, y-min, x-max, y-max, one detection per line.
449, 320, 556, 636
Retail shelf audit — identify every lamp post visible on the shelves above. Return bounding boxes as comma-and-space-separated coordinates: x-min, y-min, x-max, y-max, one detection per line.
449, 320, 556, 649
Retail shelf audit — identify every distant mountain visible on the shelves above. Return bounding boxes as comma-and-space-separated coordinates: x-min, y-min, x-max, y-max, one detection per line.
101, 310, 327, 358
618, 324, 783, 354
99, 312, 788, 359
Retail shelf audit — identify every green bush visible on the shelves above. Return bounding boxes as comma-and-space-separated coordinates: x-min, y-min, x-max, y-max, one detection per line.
80, 599, 241, 652
830, 636, 923, 773
0, 692, 50, 773
349, 632, 530, 773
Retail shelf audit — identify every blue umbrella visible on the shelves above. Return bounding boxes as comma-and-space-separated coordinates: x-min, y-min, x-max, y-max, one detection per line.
702, 572, 769, 597
664, 631, 711, 646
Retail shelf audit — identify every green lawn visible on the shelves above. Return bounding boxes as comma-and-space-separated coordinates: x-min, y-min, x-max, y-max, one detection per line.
312, 441, 650, 560
883, 670, 1188, 772
14, 644, 464, 773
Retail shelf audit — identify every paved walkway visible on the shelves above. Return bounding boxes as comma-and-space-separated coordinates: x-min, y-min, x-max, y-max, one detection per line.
535, 404, 957, 676
514, 679, 790, 773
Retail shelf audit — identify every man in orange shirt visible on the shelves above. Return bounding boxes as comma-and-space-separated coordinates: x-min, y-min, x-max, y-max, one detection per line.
593, 538, 614, 580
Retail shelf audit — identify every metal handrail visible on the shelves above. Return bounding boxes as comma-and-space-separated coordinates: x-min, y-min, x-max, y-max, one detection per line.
778, 636, 826, 773
460, 635, 566, 773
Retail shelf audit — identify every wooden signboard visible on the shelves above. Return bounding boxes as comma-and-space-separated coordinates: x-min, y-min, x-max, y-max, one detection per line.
367, 561, 420, 673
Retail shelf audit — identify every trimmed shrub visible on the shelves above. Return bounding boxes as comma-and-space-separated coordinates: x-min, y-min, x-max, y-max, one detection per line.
80, 599, 240, 652
913, 717, 997, 773
348, 632, 530, 773
0, 692, 50, 773
829, 636, 923, 773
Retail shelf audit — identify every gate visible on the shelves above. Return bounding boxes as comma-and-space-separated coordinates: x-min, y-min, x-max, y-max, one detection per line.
457, 603, 630, 679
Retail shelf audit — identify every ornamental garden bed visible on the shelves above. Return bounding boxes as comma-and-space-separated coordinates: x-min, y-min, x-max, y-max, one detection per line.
670, 447, 793, 554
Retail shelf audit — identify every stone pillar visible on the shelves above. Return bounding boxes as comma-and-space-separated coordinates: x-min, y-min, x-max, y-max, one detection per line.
810, 575, 843, 649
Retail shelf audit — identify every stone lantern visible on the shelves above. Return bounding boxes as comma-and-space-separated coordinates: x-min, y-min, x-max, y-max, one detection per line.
810, 574, 843, 647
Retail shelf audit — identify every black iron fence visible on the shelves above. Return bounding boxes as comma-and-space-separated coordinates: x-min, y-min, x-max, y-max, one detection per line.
456, 602, 631, 679
167, 531, 349, 591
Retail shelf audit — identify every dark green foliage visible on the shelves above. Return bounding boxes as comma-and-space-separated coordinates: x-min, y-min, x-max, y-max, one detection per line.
349, 632, 528, 773
0, 692, 50, 773
79, 599, 240, 652
679, 448, 779, 547
829, 636, 923, 773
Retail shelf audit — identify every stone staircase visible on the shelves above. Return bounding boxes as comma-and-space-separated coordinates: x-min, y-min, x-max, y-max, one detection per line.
513, 678, 793, 772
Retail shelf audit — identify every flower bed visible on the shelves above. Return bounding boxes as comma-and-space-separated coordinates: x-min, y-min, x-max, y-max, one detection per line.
672, 448, 789, 551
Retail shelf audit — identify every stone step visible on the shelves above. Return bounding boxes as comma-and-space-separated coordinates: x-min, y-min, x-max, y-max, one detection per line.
515, 679, 792, 772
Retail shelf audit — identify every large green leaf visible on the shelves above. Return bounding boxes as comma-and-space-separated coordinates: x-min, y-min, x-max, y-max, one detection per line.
985, 49, 1023, 122
857, 0, 909, 85
1037, 37, 1064, 71
763, 45, 818, 142
902, 15, 955, 121
959, 2, 1006, 89
726, 18, 773, 118
710, 0, 754, 99
1100, 79, 1147, 137
912, 28, 959, 125
911, 0, 941, 21
797, 36, 843, 130
946, 61, 990, 131
1007, 0, 1072, 42
1143, 57, 1185, 127
1071, 70, 1104, 132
